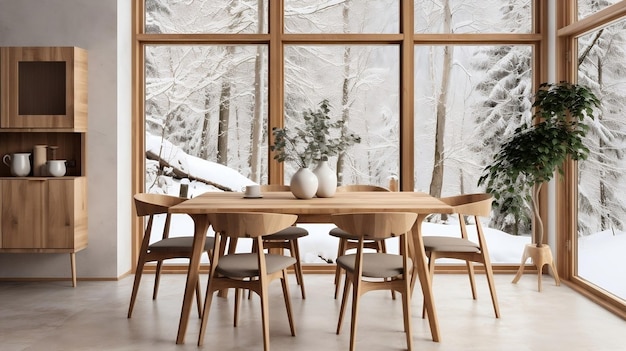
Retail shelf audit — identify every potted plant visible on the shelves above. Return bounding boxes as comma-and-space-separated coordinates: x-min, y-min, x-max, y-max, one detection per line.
271, 99, 361, 198
478, 82, 600, 289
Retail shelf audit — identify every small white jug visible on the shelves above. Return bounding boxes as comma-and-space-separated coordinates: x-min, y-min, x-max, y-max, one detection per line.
47, 160, 67, 177
2, 153, 31, 177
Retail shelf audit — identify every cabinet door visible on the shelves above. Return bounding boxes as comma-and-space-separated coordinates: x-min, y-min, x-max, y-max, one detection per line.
1, 179, 45, 248
0, 179, 75, 249
0, 47, 87, 129
45, 179, 76, 248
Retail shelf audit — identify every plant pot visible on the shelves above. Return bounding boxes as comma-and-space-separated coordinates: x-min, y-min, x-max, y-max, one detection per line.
313, 160, 337, 198
290, 167, 318, 199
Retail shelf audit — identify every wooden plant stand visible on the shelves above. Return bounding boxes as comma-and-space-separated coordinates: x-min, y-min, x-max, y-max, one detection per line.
512, 244, 561, 292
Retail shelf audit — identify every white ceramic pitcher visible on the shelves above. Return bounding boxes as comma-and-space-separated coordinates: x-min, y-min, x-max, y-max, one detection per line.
2, 153, 31, 177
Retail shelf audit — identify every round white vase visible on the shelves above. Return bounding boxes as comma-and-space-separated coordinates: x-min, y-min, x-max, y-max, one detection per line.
313, 160, 337, 198
47, 160, 67, 177
290, 167, 318, 199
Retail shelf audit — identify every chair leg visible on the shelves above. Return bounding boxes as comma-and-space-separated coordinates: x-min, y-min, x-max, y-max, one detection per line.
260, 279, 271, 351
280, 269, 296, 336
198, 276, 216, 346
336, 274, 352, 335
348, 275, 362, 351
127, 257, 147, 318
152, 260, 163, 300
334, 239, 347, 299
401, 282, 413, 351
195, 278, 203, 318
422, 254, 436, 319
466, 261, 477, 300
234, 288, 241, 327
484, 262, 501, 318
290, 239, 306, 299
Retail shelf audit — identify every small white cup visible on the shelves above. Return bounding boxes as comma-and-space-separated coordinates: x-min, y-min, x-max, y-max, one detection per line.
243, 184, 261, 197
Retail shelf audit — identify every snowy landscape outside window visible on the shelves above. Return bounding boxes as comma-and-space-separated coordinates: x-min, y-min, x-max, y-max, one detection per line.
575, 15, 626, 300
141, 0, 539, 268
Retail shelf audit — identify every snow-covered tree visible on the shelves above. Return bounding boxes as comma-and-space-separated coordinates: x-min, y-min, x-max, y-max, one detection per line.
465, 1, 532, 234
577, 0, 626, 236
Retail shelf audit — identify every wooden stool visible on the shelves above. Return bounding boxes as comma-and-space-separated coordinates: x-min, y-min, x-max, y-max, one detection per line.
512, 244, 561, 292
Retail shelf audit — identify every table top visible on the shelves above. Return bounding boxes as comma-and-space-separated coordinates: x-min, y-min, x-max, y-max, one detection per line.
169, 191, 454, 219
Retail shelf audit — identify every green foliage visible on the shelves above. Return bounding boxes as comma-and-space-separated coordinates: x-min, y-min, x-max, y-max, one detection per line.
478, 82, 600, 229
271, 99, 361, 168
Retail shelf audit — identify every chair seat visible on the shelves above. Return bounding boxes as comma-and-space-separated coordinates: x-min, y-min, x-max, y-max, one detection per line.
336, 253, 411, 279
216, 253, 297, 278
329, 227, 380, 241
149, 236, 215, 252
263, 226, 309, 240
423, 236, 480, 253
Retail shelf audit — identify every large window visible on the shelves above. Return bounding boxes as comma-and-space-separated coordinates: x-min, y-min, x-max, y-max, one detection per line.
559, 0, 626, 318
574, 7, 626, 301
135, 1, 541, 266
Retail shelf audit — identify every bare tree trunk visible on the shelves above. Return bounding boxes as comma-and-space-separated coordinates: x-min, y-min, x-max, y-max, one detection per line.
199, 95, 211, 159
595, 56, 609, 230
429, 0, 453, 200
578, 29, 603, 66
337, 0, 351, 185
217, 45, 232, 166
249, 0, 265, 183
459, 169, 465, 194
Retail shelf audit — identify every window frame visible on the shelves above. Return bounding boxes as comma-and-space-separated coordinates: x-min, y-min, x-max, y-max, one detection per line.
132, 1, 547, 272
557, 0, 626, 320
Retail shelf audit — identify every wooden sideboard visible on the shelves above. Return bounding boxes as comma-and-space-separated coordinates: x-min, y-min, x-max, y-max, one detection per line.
0, 47, 88, 286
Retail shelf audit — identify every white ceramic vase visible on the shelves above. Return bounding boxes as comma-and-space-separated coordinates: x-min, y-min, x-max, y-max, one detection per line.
47, 160, 67, 177
290, 167, 318, 199
313, 160, 337, 198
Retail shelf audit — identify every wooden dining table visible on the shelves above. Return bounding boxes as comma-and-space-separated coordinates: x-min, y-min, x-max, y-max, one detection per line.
169, 190, 454, 344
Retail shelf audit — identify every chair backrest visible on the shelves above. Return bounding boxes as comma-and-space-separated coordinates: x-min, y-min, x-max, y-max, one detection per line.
133, 193, 185, 217
331, 212, 417, 240
259, 184, 290, 192
440, 193, 492, 217
208, 212, 298, 239
336, 184, 389, 192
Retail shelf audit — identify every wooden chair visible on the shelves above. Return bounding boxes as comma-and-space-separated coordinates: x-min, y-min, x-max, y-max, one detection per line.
330, 184, 390, 298
129, 193, 214, 318
422, 193, 500, 318
333, 212, 417, 351
250, 184, 308, 299
198, 212, 298, 350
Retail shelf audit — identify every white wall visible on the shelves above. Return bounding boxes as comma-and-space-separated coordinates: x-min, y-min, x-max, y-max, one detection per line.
0, 0, 131, 279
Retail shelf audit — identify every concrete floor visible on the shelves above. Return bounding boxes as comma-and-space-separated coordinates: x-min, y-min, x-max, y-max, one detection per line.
1, 273, 625, 351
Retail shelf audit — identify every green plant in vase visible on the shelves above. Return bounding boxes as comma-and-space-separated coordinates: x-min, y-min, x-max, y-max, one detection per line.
478, 81, 600, 290
271, 99, 361, 198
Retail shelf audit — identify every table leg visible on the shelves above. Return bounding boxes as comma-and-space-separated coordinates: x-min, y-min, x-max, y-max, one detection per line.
410, 214, 440, 342
176, 214, 209, 344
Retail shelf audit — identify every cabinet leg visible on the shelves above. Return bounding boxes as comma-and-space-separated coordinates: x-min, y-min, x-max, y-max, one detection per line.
70, 253, 77, 287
